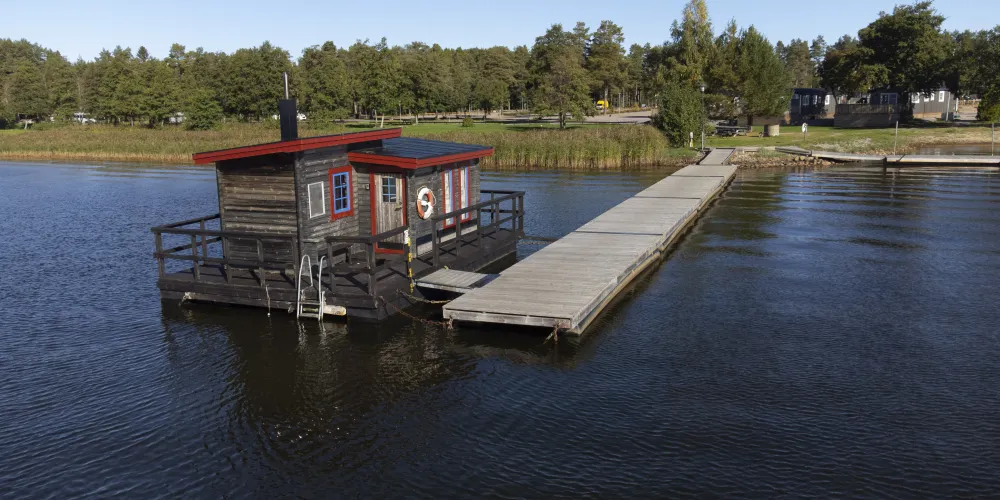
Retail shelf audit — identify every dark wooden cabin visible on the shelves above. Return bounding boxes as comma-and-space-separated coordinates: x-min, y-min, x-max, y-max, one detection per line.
152, 101, 524, 321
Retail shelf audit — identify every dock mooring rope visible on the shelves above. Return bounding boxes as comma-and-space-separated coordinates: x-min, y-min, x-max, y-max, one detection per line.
378, 295, 452, 329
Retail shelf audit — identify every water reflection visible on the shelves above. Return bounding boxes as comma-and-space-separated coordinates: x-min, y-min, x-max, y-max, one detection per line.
2, 160, 999, 497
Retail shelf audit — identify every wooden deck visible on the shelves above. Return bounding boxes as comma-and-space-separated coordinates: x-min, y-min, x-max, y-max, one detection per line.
701, 147, 736, 165
158, 226, 518, 321
443, 153, 737, 334
415, 269, 497, 293
776, 147, 1000, 165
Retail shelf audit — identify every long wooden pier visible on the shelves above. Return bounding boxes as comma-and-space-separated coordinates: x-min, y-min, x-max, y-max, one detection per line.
442, 149, 737, 334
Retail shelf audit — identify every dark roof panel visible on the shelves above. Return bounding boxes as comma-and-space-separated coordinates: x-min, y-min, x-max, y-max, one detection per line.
347, 137, 494, 169
192, 128, 402, 164
351, 137, 491, 159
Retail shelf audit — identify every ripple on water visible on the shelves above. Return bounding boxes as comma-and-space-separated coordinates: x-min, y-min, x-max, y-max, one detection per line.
0, 163, 998, 496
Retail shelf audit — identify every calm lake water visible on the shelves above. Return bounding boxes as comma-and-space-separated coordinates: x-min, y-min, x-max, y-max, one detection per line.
1, 160, 999, 497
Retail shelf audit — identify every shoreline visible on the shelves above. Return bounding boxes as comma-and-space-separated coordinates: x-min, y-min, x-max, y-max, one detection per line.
1, 123, 994, 170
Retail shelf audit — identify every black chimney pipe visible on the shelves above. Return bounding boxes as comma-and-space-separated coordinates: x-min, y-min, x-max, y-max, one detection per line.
279, 99, 298, 141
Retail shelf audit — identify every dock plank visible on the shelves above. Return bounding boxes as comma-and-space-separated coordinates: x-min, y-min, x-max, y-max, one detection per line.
443, 162, 737, 333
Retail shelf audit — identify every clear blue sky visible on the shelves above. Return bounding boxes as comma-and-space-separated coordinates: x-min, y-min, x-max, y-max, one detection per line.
7, 0, 998, 60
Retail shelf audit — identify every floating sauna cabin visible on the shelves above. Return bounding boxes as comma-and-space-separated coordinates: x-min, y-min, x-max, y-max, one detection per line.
152, 100, 524, 320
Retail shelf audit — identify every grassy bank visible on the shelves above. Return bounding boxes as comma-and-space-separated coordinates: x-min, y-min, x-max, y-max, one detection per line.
0, 122, 694, 169
1, 120, 994, 168
0, 124, 288, 164
707, 123, 996, 154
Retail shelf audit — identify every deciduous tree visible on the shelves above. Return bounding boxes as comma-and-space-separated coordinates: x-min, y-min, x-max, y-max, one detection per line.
299, 42, 351, 120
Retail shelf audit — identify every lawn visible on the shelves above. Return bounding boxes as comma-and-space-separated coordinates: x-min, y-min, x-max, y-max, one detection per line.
707, 124, 995, 153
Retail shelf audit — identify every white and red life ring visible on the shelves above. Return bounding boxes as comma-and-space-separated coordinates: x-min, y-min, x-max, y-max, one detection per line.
416, 187, 435, 219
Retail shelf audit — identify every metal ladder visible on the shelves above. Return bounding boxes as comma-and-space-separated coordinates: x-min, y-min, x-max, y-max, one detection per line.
296, 255, 326, 320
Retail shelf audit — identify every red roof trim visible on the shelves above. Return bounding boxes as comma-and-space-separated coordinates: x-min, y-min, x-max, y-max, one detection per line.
192, 128, 403, 164
346, 147, 494, 169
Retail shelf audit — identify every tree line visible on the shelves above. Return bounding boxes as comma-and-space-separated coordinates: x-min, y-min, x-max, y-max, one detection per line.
1, 0, 997, 134
0, 25, 650, 130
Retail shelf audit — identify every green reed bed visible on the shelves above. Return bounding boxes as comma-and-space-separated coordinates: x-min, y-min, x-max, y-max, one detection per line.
0, 122, 691, 169
0, 123, 340, 164
420, 125, 692, 169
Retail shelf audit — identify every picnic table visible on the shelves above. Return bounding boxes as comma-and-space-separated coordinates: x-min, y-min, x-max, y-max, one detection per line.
714, 125, 749, 137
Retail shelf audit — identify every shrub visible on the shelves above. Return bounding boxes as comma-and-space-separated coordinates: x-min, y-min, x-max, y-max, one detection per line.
978, 90, 1000, 122
185, 88, 224, 131
461, 116, 475, 128
654, 80, 706, 147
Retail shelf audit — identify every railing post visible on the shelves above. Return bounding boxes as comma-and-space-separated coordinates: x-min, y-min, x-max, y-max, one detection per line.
256, 239, 265, 286
326, 244, 337, 296
191, 234, 200, 281
432, 221, 440, 269
366, 242, 376, 297
291, 240, 300, 285
517, 194, 525, 236
154, 232, 165, 278
476, 208, 482, 250
405, 227, 414, 290
199, 219, 208, 262
492, 196, 499, 228
222, 236, 231, 284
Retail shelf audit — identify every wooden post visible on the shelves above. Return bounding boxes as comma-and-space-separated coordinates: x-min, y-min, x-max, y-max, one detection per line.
191, 234, 200, 281
476, 208, 482, 250
492, 197, 499, 228
154, 232, 165, 277
517, 195, 525, 235
432, 222, 440, 269
993, 123, 996, 156
326, 244, 336, 296
222, 236, 231, 284
199, 220, 208, 261
256, 239, 265, 286
290, 239, 300, 289
455, 217, 461, 259
366, 242, 376, 296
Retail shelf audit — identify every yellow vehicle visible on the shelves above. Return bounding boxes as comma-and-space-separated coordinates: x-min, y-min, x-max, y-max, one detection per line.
596, 99, 610, 111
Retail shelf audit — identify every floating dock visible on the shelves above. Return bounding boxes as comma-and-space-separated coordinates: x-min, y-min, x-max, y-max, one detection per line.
776, 146, 1000, 165
442, 149, 738, 334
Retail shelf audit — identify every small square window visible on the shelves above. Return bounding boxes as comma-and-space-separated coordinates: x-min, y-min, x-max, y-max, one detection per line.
307, 182, 325, 218
381, 177, 397, 203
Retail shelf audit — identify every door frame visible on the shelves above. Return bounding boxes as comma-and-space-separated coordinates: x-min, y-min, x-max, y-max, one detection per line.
441, 166, 471, 230
369, 171, 407, 255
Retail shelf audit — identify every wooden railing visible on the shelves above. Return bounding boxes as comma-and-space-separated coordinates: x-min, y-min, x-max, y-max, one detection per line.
324, 190, 525, 298
151, 214, 298, 285
430, 190, 524, 269
323, 225, 410, 297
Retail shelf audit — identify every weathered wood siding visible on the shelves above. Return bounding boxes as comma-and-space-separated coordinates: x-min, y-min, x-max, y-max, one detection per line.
354, 165, 373, 237
294, 146, 359, 260
216, 155, 298, 264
